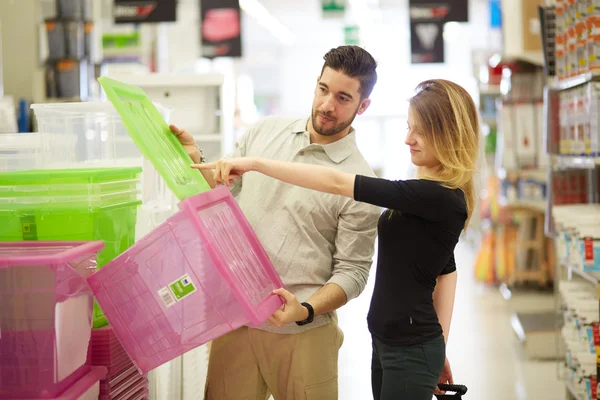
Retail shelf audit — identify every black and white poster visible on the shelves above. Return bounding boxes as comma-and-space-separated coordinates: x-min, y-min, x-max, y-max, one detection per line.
408, 0, 468, 23
200, 0, 242, 58
408, 0, 468, 64
114, 0, 176, 24
410, 21, 444, 64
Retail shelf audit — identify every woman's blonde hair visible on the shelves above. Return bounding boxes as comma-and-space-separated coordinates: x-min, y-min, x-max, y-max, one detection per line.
409, 79, 480, 229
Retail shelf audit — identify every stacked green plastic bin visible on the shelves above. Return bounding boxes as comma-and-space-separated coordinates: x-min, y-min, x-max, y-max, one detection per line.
0, 167, 142, 327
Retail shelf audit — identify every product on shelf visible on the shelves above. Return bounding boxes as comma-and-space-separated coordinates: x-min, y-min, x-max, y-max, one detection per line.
556, 0, 565, 77
552, 0, 600, 79
588, 82, 600, 155
559, 279, 599, 400
56, 59, 90, 99
45, 20, 84, 60
87, 187, 284, 373
555, 82, 600, 155
84, 21, 93, 58
588, 16, 600, 74
57, 0, 93, 20
0, 241, 104, 398
553, 204, 600, 271
496, 64, 547, 170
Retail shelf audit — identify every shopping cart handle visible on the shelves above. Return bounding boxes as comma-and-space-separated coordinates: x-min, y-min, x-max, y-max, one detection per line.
437, 384, 468, 395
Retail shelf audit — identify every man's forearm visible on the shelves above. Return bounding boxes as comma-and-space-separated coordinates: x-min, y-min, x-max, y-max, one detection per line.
306, 283, 348, 316
199, 170, 216, 188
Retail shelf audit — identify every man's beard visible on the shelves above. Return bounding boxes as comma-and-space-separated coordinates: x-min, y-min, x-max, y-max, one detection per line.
311, 107, 359, 136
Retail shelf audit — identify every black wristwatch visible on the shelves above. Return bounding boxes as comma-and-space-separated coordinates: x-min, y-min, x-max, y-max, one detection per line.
296, 302, 315, 326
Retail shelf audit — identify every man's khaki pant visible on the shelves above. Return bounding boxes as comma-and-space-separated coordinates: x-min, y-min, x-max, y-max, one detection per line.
204, 322, 344, 400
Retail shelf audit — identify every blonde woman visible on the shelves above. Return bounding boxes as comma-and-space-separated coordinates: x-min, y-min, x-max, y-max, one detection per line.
194, 79, 479, 400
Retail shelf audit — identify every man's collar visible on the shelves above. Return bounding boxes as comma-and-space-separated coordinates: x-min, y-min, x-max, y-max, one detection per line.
290, 117, 355, 163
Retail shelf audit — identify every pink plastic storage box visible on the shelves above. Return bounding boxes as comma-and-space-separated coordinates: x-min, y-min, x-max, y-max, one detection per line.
90, 326, 147, 397
87, 186, 284, 373
4, 366, 108, 400
0, 241, 105, 399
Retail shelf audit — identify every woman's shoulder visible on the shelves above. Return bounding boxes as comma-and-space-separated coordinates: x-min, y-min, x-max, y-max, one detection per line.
412, 179, 467, 209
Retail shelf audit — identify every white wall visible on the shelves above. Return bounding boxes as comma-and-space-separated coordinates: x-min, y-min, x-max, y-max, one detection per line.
0, 0, 45, 104
271, 0, 491, 117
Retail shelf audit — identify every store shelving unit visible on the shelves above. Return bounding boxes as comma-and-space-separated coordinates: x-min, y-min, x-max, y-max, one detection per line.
550, 151, 599, 400
543, 66, 600, 398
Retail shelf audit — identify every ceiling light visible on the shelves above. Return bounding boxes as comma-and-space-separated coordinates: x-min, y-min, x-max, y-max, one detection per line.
239, 0, 295, 46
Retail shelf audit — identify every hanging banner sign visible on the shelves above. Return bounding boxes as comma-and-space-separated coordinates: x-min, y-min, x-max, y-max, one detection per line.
410, 20, 445, 63
200, 0, 242, 58
322, 0, 346, 18
408, 0, 467, 64
114, 0, 176, 24
408, 0, 468, 22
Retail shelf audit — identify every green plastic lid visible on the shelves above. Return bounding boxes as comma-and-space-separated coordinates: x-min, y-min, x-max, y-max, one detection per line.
0, 191, 141, 211
98, 76, 211, 199
0, 167, 142, 186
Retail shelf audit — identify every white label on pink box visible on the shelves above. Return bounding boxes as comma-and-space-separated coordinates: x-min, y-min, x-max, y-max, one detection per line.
158, 273, 198, 308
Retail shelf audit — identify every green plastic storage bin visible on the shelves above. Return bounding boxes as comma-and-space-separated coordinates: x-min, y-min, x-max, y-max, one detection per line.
0, 167, 143, 328
98, 76, 211, 199
0, 197, 141, 266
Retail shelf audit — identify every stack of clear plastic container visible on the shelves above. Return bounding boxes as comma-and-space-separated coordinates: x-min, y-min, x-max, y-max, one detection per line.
0, 241, 105, 399
0, 133, 75, 172
30, 102, 143, 164
0, 167, 143, 328
29, 101, 179, 238
91, 327, 149, 400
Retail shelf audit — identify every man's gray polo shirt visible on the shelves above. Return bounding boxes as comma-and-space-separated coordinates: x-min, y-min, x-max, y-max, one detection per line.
228, 116, 380, 334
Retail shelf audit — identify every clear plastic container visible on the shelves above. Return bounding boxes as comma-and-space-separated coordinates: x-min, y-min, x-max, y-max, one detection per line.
31, 101, 127, 162
0, 241, 104, 399
31, 101, 171, 164
87, 187, 284, 373
30, 101, 173, 209
0, 133, 75, 172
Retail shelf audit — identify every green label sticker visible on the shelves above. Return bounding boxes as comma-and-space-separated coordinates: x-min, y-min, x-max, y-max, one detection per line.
169, 274, 197, 300
158, 274, 197, 308
20, 214, 38, 240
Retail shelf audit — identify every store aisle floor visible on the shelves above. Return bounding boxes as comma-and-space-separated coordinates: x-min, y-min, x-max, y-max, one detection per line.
337, 239, 566, 400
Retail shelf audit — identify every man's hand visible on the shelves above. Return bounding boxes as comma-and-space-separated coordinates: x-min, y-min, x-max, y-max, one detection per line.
268, 288, 309, 327
434, 357, 453, 395
170, 124, 201, 164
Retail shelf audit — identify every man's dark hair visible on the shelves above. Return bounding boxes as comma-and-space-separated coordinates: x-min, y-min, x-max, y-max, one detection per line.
320, 45, 378, 99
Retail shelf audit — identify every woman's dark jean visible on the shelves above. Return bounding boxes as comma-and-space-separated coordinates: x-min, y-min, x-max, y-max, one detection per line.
371, 335, 445, 400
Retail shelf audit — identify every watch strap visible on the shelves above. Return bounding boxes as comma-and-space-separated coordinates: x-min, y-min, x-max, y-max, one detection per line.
296, 302, 314, 326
